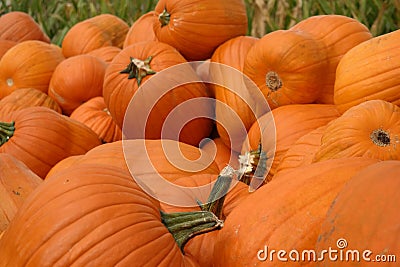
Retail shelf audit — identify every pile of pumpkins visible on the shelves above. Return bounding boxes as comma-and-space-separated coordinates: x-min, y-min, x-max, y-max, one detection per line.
0, 0, 399, 266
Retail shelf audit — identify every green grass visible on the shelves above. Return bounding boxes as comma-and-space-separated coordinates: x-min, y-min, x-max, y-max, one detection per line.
1, 0, 399, 45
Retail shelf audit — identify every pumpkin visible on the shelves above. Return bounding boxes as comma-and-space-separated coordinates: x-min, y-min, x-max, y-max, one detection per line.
44, 155, 82, 180
0, 163, 210, 266
334, 29, 400, 113
200, 137, 240, 171
48, 54, 107, 115
0, 153, 42, 233
0, 39, 17, 60
313, 99, 400, 162
0, 106, 101, 178
210, 35, 267, 153
243, 29, 329, 109
61, 14, 129, 57
316, 160, 400, 267
123, 11, 158, 48
290, 15, 373, 104
70, 96, 122, 143
103, 40, 213, 147
275, 125, 327, 174
86, 46, 122, 64
0, 11, 50, 43
0, 40, 65, 99
242, 104, 341, 184
153, 0, 248, 60
0, 88, 62, 117
213, 157, 379, 267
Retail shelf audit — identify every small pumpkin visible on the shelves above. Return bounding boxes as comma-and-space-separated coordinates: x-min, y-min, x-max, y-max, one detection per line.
153, 0, 248, 60
316, 160, 400, 267
61, 14, 129, 58
70, 96, 122, 143
290, 15, 373, 104
0, 40, 65, 99
86, 46, 122, 64
0, 106, 101, 178
243, 29, 329, 109
0, 153, 43, 233
313, 99, 400, 162
0, 88, 62, 117
0, 11, 50, 43
123, 11, 158, 48
48, 54, 107, 115
334, 29, 400, 113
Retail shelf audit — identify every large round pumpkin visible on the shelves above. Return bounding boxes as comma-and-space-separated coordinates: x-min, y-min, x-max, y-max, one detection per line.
213, 157, 379, 267
290, 15, 372, 104
313, 99, 400, 162
243, 29, 329, 109
153, 0, 248, 60
48, 54, 107, 115
0, 40, 65, 99
103, 40, 213, 147
316, 160, 400, 267
334, 28, 400, 113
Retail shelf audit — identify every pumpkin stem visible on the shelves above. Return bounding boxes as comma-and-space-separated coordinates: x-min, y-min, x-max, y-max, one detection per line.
237, 142, 268, 192
120, 56, 156, 86
0, 121, 15, 146
161, 210, 223, 251
266, 71, 282, 92
159, 8, 170, 27
370, 128, 391, 147
102, 107, 111, 116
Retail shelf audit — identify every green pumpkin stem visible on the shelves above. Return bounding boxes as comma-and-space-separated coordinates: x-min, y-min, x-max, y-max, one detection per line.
161, 210, 223, 251
120, 56, 156, 86
0, 121, 15, 146
159, 8, 170, 27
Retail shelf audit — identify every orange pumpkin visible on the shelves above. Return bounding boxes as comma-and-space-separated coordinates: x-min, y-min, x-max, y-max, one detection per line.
334, 29, 400, 113
0, 40, 64, 99
313, 99, 400, 162
200, 137, 240, 171
213, 157, 379, 267
153, 0, 248, 60
70, 96, 122, 143
243, 30, 329, 109
123, 11, 158, 48
86, 46, 122, 64
0, 39, 17, 60
290, 15, 372, 104
0, 153, 43, 233
0, 88, 62, 117
0, 106, 101, 178
316, 160, 400, 267
61, 14, 129, 57
103, 40, 213, 147
48, 54, 107, 115
0, 11, 50, 43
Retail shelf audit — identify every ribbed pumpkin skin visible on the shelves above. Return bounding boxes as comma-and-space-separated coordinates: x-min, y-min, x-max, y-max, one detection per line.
48, 54, 107, 115
153, 0, 248, 60
316, 160, 400, 267
0, 39, 17, 60
243, 104, 341, 182
0, 11, 50, 43
70, 96, 122, 143
210, 36, 262, 153
123, 11, 158, 48
0, 106, 101, 178
0, 164, 199, 267
213, 157, 379, 267
61, 14, 129, 57
243, 30, 329, 109
313, 100, 400, 162
290, 15, 372, 104
0, 88, 62, 117
86, 46, 121, 64
334, 29, 400, 113
103, 41, 213, 147
0, 40, 65, 99
0, 153, 43, 233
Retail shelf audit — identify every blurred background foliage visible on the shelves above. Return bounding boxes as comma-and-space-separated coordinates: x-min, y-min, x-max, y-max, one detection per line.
1, 0, 399, 45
